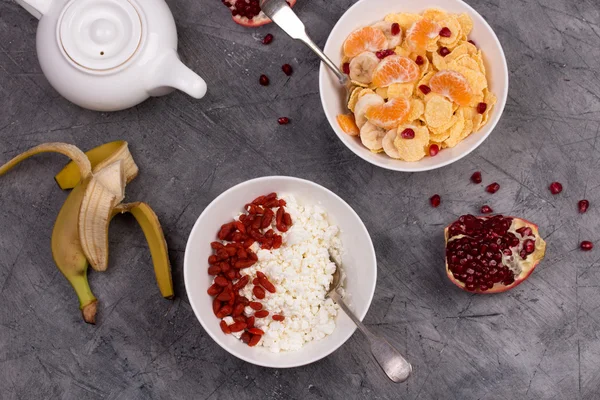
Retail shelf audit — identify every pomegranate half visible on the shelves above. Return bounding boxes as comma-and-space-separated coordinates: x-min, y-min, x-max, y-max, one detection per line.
223, 0, 297, 27
445, 215, 546, 293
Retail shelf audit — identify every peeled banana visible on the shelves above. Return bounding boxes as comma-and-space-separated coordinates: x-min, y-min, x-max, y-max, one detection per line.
0, 141, 173, 324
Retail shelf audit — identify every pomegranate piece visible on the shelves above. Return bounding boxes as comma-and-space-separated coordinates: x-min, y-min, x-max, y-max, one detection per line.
471, 171, 482, 184
430, 194, 441, 208
342, 62, 350, 74
578, 200, 589, 213
262, 33, 273, 44
282, 64, 293, 76
438, 47, 450, 57
481, 205, 493, 214
549, 182, 563, 195
429, 144, 439, 157
259, 74, 270, 86
419, 85, 431, 95
477, 102, 488, 114
391, 23, 400, 36
439, 27, 452, 37
445, 215, 546, 293
278, 117, 290, 125
401, 128, 415, 139
415, 55, 425, 66
581, 241, 593, 251
376, 49, 396, 59
486, 182, 500, 194
225, 0, 297, 27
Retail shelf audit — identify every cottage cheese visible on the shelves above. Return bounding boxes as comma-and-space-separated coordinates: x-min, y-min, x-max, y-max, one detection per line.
239, 195, 343, 353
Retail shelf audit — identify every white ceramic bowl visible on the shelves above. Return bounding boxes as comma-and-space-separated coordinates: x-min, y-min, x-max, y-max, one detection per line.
184, 176, 377, 368
319, 0, 509, 172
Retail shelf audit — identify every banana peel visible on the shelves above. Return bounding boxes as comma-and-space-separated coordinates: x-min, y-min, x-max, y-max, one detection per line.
113, 202, 174, 299
0, 141, 173, 324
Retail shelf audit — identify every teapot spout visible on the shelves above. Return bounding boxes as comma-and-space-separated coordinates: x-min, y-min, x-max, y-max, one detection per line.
146, 50, 207, 100
16, 0, 50, 19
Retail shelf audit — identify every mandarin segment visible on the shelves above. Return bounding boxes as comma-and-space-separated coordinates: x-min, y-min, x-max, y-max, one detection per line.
365, 97, 411, 129
372, 55, 420, 87
336, 114, 360, 136
429, 70, 474, 106
406, 18, 441, 51
354, 93, 385, 128
343, 26, 389, 58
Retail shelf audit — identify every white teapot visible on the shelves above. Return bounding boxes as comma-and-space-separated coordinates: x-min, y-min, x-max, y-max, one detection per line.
17, 0, 208, 111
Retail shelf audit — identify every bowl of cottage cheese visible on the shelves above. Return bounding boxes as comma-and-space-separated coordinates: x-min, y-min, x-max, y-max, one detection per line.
184, 176, 377, 368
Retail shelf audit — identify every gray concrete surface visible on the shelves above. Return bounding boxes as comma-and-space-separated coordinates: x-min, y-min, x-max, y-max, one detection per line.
1, 0, 600, 398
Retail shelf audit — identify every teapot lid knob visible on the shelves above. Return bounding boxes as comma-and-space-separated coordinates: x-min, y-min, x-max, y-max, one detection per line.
59, 0, 142, 71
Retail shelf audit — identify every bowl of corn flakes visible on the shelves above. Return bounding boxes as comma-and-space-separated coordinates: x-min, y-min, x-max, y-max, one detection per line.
319, 0, 508, 172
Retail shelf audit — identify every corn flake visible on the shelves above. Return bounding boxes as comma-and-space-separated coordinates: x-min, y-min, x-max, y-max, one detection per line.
394, 124, 430, 161
425, 95, 453, 128
388, 82, 414, 99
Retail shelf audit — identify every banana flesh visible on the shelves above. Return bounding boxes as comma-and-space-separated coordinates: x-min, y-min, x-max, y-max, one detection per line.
113, 202, 174, 299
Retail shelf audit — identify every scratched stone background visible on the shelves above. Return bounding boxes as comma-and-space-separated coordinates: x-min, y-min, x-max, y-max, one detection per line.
0, 0, 599, 398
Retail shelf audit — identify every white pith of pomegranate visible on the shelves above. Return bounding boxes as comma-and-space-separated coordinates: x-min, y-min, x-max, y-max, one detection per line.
445, 215, 546, 293
223, 0, 297, 27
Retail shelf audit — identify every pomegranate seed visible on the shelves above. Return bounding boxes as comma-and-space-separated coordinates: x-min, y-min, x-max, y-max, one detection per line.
430, 194, 441, 208
471, 171, 482, 184
415, 55, 425, 65
376, 49, 395, 59
549, 182, 563, 195
581, 241, 593, 251
481, 205, 493, 214
278, 117, 290, 125
486, 182, 500, 194
429, 144, 439, 157
282, 64, 293, 76
468, 40, 477, 46
391, 22, 400, 36
578, 200, 589, 213
262, 33, 273, 45
477, 102, 488, 114
439, 27, 452, 37
400, 128, 415, 139
419, 85, 431, 95
439, 47, 450, 57
259, 74, 269, 86
342, 63, 350, 74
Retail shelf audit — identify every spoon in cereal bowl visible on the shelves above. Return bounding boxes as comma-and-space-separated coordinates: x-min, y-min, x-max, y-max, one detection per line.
259, 0, 348, 86
327, 252, 412, 383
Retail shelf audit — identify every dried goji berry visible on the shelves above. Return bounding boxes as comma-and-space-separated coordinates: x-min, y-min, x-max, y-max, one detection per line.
264, 229, 274, 239
247, 250, 258, 261
253, 285, 266, 299
216, 305, 233, 318
214, 276, 229, 287
251, 195, 267, 205
233, 315, 247, 323
241, 332, 251, 344
232, 275, 250, 291
225, 246, 237, 256
252, 277, 261, 285
226, 269, 236, 280
220, 262, 231, 273
220, 320, 231, 334
229, 322, 247, 332
247, 316, 255, 327
207, 265, 221, 275
247, 328, 265, 335
212, 298, 221, 316
283, 212, 292, 226
208, 255, 218, 264
216, 291, 231, 301
261, 209, 274, 228
276, 207, 284, 226
218, 222, 235, 240
249, 301, 263, 311
272, 315, 285, 321
234, 260, 255, 269
273, 235, 282, 249
207, 284, 222, 296
211, 241, 224, 250
254, 310, 269, 318
259, 277, 276, 293
234, 221, 245, 233
232, 303, 245, 317
236, 296, 249, 305
248, 334, 261, 347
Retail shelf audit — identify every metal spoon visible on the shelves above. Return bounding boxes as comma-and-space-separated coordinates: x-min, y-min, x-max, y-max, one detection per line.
259, 0, 348, 85
327, 253, 412, 383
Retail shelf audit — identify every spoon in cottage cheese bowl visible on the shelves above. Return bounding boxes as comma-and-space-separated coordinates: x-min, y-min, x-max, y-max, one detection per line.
327, 252, 412, 383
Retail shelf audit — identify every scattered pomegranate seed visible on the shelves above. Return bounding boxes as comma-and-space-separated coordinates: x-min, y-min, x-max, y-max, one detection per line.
430, 194, 441, 208
439, 27, 452, 37
401, 128, 415, 139
419, 85, 431, 95
581, 241, 594, 251
481, 205, 493, 214
342, 62, 350, 74
429, 144, 439, 157
415, 55, 425, 65
259, 74, 269, 86
262, 33, 274, 44
278, 117, 290, 125
578, 200, 590, 213
282, 64, 293, 76
468, 40, 477, 46
439, 47, 450, 57
486, 182, 500, 194
471, 171, 482, 184
391, 22, 400, 36
376, 49, 395, 59
477, 102, 488, 114
549, 182, 563, 195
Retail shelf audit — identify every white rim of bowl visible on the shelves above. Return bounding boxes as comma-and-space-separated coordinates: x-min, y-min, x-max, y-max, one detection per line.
318, 0, 509, 172
183, 175, 378, 368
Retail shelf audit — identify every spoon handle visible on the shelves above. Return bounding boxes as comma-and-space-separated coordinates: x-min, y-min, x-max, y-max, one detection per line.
259, 0, 348, 84
329, 291, 412, 383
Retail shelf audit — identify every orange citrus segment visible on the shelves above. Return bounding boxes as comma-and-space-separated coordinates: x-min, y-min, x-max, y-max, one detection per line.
365, 97, 410, 129
336, 114, 360, 136
406, 19, 440, 51
343, 27, 389, 58
372, 55, 420, 87
429, 70, 474, 106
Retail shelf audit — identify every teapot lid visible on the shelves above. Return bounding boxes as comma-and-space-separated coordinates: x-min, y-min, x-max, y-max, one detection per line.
59, 0, 142, 71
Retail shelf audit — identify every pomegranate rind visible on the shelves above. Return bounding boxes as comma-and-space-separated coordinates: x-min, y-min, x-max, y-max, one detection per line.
231, 0, 297, 27
444, 217, 546, 294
